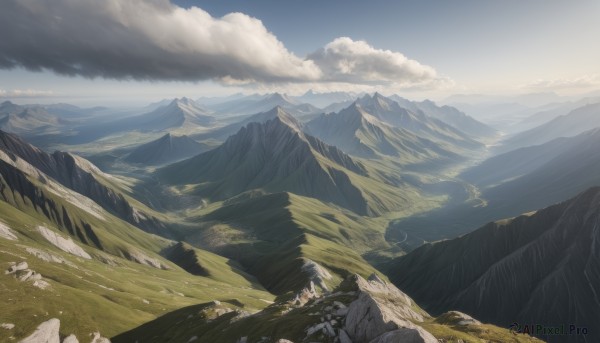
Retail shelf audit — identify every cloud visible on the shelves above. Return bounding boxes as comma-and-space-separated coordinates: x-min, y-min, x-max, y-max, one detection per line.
0, 89, 54, 98
308, 37, 439, 86
0, 1, 449, 90
0, 0, 320, 83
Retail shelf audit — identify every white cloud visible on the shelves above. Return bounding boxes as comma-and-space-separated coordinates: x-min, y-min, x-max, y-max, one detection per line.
0, 1, 450, 91
307, 37, 441, 86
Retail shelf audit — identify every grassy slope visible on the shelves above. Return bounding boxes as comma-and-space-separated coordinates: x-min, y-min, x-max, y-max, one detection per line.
0, 201, 274, 341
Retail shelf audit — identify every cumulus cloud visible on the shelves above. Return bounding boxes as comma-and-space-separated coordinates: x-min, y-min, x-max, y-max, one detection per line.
308, 37, 438, 86
0, 0, 320, 83
0, 1, 449, 89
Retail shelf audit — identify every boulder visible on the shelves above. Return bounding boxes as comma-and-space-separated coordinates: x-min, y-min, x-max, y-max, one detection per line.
6, 261, 28, 274
19, 318, 60, 343
62, 334, 79, 343
1, 323, 15, 330
343, 274, 430, 342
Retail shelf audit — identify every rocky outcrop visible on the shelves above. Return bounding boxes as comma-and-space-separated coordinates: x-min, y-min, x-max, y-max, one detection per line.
300, 259, 332, 291
0, 221, 17, 240
6, 261, 49, 289
343, 274, 435, 343
19, 318, 60, 343
18, 318, 109, 343
126, 249, 170, 270
37, 226, 91, 259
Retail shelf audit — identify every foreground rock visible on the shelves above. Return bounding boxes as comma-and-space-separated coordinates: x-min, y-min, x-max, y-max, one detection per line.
18, 318, 110, 343
343, 274, 437, 343
6, 260, 49, 289
19, 318, 60, 343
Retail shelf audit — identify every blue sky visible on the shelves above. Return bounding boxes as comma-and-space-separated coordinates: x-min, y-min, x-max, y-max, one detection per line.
1, 0, 599, 105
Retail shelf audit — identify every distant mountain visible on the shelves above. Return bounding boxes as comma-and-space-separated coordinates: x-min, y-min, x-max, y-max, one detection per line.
124, 133, 210, 166
193, 106, 298, 142
356, 93, 482, 149
0, 101, 65, 135
465, 128, 600, 215
158, 108, 414, 216
131, 97, 215, 131
391, 96, 497, 138
206, 92, 322, 118
500, 102, 600, 151
0, 130, 166, 234
388, 187, 600, 342
305, 103, 459, 162
293, 90, 357, 108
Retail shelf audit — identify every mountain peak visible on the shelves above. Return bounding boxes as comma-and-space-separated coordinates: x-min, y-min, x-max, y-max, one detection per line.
263, 106, 302, 132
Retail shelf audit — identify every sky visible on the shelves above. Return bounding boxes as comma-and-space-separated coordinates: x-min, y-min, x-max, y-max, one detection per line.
0, 0, 599, 106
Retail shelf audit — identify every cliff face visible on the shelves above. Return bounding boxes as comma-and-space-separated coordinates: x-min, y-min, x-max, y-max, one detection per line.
388, 187, 600, 342
0, 130, 166, 234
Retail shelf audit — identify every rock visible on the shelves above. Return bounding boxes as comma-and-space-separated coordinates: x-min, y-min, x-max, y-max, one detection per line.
236, 337, 247, 343
29, 272, 43, 281
292, 281, 318, 306
19, 318, 60, 343
436, 311, 481, 326
324, 322, 336, 337
335, 307, 349, 316
306, 322, 326, 336
33, 280, 51, 290
62, 334, 79, 343
339, 329, 352, 343
187, 337, 198, 342
0, 221, 18, 240
368, 327, 438, 343
367, 273, 385, 284
6, 261, 28, 274
126, 249, 169, 270
1, 323, 15, 330
343, 275, 429, 342
301, 258, 332, 291
333, 301, 346, 309
142, 299, 150, 304
37, 226, 91, 259
89, 332, 111, 343
17, 269, 33, 281
276, 340, 294, 343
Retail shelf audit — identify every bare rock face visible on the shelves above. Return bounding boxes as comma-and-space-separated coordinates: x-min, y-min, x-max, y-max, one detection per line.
0, 221, 17, 240
436, 311, 481, 326
19, 318, 60, 343
291, 281, 318, 306
89, 332, 111, 343
37, 226, 91, 259
301, 258, 332, 291
344, 274, 433, 343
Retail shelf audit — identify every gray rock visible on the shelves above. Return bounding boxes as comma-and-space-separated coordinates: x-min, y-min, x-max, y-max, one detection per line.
324, 322, 336, 337
89, 332, 111, 343
19, 318, 60, 343
368, 328, 438, 343
344, 275, 429, 342
339, 329, 352, 343
37, 226, 91, 259
17, 269, 33, 282
275, 340, 294, 343
0, 221, 18, 241
62, 334, 79, 343
1, 323, 15, 330
6, 261, 28, 274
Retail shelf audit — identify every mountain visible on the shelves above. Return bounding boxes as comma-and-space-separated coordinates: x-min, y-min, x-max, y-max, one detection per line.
207, 92, 322, 118
305, 103, 460, 162
124, 133, 210, 165
387, 187, 600, 342
356, 93, 482, 149
0, 130, 167, 234
158, 108, 415, 216
500, 102, 600, 151
192, 106, 300, 142
0, 101, 66, 135
293, 90, 357, 108
130, 97, 215, 131
391, 96, 497, 138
